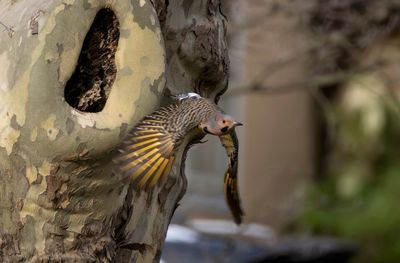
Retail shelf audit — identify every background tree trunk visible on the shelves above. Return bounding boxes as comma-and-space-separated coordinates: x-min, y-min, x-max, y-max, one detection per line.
0, 0, 228, 262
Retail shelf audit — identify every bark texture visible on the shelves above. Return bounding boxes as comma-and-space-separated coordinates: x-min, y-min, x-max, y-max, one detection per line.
0, 0, 228, 262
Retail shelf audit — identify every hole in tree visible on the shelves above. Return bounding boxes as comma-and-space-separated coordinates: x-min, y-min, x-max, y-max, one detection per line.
64, 8, 120, 112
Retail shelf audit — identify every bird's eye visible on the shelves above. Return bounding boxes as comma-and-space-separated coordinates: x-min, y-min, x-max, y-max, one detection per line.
222, 120, 226, 124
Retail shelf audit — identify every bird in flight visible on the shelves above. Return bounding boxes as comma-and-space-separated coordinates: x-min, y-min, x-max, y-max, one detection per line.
114, 93, 244, 224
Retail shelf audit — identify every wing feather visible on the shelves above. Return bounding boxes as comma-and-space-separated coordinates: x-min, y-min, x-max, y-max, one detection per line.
148, 158, 170, 188
139, 157, 166, 188
114, 107, 181, 189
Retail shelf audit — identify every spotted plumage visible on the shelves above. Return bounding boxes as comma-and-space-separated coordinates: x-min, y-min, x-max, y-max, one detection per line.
114, 93, 244, 224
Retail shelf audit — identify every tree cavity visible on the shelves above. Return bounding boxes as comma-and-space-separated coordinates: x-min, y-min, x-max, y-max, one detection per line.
64, 8, 120, 112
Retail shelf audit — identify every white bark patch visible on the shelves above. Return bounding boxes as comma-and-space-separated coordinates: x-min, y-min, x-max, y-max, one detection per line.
0, 111, 21, 155
0, 53, 9, 92
38, 159, 52, 176
71, 110, 96, 128
22, 184, 51, 254
0, 125, 20, 155
0, 3, 65, 157
63, 0, 75, 5
20, 175, 53, 255
140, 0, 146, 7
58, 32, 80, 83
21, 160, 56, 254
26, 165, 38, 184
40, 114, 59, 141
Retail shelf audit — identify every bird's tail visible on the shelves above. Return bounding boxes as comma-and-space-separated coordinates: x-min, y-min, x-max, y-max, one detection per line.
220, 131, 244, 224
224, 159, 244, 225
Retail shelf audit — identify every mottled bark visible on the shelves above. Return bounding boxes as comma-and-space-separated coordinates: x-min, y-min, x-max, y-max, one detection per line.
0, 0, 228, 262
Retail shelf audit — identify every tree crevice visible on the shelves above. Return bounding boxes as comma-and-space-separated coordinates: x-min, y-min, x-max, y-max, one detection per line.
64, 8, 120, 113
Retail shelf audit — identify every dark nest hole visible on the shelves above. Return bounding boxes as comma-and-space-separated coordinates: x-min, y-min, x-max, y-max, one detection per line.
64, 8, 120, 112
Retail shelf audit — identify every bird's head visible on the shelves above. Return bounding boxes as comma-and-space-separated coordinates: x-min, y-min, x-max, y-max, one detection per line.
200, 112, 243, 135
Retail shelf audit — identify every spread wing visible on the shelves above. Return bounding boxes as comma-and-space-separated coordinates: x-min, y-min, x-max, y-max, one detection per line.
219, 130, 244, 224
114, 105, 181, 189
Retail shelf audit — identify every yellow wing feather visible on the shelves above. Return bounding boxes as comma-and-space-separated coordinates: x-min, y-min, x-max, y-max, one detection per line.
114, 112, 180, 189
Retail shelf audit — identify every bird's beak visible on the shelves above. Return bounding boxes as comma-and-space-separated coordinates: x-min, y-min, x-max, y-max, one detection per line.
233, 122, 243, 127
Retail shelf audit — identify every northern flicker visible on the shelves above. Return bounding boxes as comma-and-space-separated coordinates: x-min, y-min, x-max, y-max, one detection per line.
114, 93, 244, 224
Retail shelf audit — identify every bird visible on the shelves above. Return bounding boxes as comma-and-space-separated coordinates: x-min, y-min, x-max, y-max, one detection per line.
113, 93, 244, 224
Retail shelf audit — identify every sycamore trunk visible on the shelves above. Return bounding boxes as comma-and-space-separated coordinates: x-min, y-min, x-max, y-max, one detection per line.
0, 0, 228, 261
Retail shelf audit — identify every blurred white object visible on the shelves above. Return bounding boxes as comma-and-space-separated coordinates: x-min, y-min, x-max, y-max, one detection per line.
166, 224, 200, 244
241, 223, 275, 239
188, 219, 239, 235
187, 219, 275, 240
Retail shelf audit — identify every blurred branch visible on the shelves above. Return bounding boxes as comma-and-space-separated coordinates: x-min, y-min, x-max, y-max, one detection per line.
226, 64, 379, 145
226, 66, 378, 97
372, 70, 400, 117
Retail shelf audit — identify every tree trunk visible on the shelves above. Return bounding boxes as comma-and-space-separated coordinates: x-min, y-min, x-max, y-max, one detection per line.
0, 0, 228, 262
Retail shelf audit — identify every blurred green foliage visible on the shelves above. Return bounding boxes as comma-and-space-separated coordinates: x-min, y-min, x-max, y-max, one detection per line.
297, 77, 400, 263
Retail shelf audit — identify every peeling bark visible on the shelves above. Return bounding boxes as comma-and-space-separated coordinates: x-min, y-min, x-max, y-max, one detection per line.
0, 0, 229, 262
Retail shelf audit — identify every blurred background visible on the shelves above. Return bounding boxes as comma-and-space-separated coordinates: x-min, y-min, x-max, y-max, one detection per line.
162, 1, 400, 262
